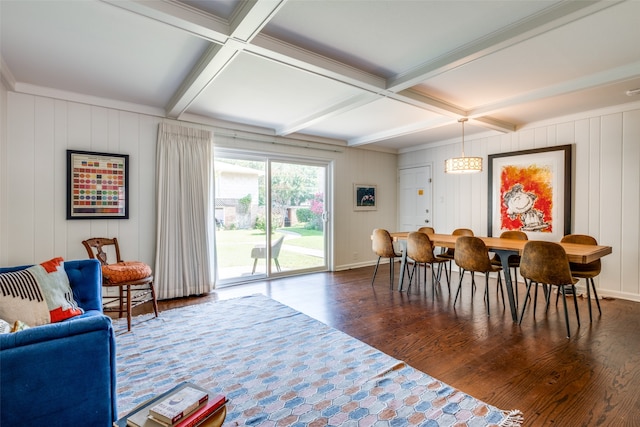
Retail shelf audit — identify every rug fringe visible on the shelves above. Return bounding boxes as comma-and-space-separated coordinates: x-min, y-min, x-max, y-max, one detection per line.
499, 409, 524, 427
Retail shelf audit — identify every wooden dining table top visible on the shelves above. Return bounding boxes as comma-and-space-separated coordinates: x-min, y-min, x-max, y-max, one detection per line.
388, 232, 613, 264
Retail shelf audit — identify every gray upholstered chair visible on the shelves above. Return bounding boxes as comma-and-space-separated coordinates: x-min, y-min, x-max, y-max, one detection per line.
453, 236, 504, 316
560, 234, 602, 322
518, 241, 580, 338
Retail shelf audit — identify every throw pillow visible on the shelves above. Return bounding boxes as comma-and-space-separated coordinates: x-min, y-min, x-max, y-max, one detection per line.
36, 257, 84, 323
0, 257, 84, 326
0, 267, 51, 326
0, 319, 12, 334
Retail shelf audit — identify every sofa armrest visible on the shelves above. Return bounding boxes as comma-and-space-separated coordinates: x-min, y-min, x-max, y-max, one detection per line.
0, 314, 117, 426
64, 259, 103, 313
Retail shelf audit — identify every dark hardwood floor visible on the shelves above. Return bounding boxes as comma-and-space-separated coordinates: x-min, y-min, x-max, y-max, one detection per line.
152, 264, 640, 426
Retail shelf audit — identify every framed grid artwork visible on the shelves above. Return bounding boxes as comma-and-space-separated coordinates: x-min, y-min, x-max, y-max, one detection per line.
66, 150, 129, 219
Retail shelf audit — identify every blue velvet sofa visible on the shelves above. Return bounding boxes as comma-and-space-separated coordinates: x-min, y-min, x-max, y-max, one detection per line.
0, 259, 117, 427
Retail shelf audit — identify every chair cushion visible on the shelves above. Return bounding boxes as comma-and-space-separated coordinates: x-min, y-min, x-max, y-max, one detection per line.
0, 257, 84, 326
102, 261, 152, 284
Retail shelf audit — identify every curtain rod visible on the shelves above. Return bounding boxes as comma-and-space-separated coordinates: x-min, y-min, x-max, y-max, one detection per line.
213, 130, 344, 153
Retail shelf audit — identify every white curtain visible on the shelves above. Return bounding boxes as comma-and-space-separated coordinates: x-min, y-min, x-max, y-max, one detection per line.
155, 123, 215, 299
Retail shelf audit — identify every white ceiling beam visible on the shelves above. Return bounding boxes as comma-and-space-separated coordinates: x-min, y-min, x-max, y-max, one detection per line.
469, 117, 516, 133
387, 0, 625, 92
391, 89, 467, 118
230, 0, 287, 42
100, 0, 230, 43
276, 93, 379, 136
348, 117, 453, 147
468, 60, 640, 119
165, 43, 240, 118
246, 34, 387, 93
164, 1, 289, 118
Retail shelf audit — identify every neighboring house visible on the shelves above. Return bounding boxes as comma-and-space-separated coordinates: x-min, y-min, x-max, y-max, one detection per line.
214, 161, 263, 229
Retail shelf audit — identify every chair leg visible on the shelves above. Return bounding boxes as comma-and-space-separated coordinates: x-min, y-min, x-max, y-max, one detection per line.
560, 286, 571, 338
126, 285, 132, 332
512, 266, 519, 306
453, 270, 466, 306
484, 273, 490, 316
371, 257, 382, 286
389, 258, 395, 290
274, 258, 281, 272
572, 284, 580, 327
407, 263, 417, 293
590, 277, 602, 317
585, 278, 593, 322
519, 279, 534, 324
150, 282, 159, 317
252, 258, 258, 274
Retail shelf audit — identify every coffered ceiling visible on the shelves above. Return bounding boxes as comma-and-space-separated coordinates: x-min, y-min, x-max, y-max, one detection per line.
2, 0, 640, 152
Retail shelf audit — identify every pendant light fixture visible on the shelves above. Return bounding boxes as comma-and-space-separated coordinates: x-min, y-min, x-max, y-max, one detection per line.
445, 118, 482, 174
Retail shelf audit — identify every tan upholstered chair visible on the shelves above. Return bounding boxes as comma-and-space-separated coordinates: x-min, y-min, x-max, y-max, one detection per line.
560, 234, 602, 322
371, 228, 403, 289
82, 237, 158, 331
453, 236, 504, 316
491, 230, 528, 305
518, 241, 580, 338
438, 228, 474, 289
417, 226, 435, 235
406, 232, 449, 294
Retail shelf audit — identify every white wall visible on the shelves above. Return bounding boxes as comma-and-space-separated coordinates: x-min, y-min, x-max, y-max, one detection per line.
1, 91, 398, 273
399, 103, 640, 302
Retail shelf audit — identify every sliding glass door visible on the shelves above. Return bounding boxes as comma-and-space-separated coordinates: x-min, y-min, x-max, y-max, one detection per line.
214, 151, 329, 286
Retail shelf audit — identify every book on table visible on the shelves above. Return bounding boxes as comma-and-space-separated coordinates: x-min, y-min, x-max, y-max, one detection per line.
148, 384, 209, 425
117, 382, 226, 427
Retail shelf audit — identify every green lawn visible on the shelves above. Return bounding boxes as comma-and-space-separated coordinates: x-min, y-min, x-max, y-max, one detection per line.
215, 227, 324, 270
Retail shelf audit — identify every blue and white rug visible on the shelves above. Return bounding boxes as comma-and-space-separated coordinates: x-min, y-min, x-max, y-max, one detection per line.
114, 294, 522, 426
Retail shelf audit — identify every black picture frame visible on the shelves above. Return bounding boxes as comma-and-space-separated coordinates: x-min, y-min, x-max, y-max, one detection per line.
353, 184, 377, 211
66, 150, 129, 219
487, 144, 572, 241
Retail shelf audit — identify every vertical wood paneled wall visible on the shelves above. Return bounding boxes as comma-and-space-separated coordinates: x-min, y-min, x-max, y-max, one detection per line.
398, 105, 640, 302
0, 90, 399, 275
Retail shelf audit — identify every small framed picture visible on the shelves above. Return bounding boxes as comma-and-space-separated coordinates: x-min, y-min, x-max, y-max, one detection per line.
66, 150, 129, 219
354, 184, 377, 211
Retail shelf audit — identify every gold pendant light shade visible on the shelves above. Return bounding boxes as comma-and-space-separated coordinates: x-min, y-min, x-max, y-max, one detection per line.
445, 118, 483, 174
444, 156, 483, 173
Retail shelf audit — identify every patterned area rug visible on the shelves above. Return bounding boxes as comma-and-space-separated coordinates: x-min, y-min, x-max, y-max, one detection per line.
114, 295, 523, 426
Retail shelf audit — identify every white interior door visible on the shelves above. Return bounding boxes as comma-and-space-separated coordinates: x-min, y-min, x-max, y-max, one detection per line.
399, 165, 433, 231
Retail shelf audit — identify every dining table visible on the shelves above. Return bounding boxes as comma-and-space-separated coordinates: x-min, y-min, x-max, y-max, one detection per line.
389, 232, 613, 322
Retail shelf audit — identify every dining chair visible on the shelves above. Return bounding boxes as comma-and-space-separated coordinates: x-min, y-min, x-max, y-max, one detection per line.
371, 228, 403, 289
453, 236, 504, 316
406, 232, 449, 294
491, 230, 528, 305
438, 228, 474, 290
560, 234, 602, 322
417, 226, 435, 235
82, 237, 158, 331
518, 241, 580, 338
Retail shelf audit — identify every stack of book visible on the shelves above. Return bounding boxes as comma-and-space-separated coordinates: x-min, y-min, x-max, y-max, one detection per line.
114, 382, 227, 427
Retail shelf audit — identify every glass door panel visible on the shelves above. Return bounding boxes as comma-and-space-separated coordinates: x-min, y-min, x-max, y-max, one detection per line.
214, 153, 327, 286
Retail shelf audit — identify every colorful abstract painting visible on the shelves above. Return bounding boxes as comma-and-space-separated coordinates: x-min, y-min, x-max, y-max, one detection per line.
499, 164, 553, 233
488, 145, 572, 241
